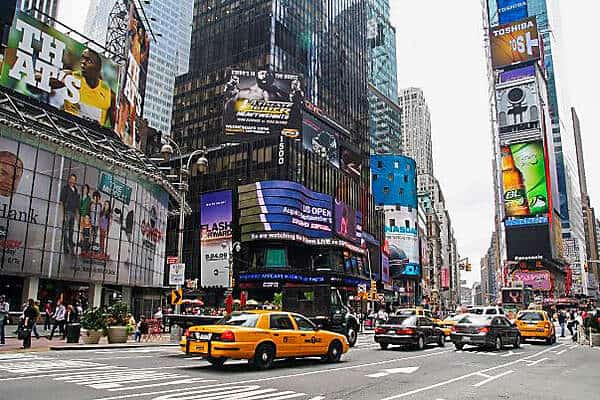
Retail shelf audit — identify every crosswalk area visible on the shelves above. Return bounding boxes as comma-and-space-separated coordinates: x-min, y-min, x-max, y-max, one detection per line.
0, 352, 108, 374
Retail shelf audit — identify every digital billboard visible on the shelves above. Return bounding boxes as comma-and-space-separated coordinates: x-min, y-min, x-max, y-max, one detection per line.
224, 69, 303, 138
302, 114, 339, 168
496, 80, 540, 134
0, 11, 119, 129
114, 0, 150, 148
238, 180, 333, 240
490, 17, 540, 69
339, 145, 363, 179
501, 141, 548, 218
499, 65, 535, 84
512, 270, 551, 291
0, 133, 167, 287
505, 223, 552, 261
200, 190, 232, 288
384, 207, 420, 278
497, 0, 528, 25
334, 199, 362, 244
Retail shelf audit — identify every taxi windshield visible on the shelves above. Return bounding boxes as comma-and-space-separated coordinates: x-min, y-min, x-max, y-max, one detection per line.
397, 309, 417, 316
217, 313, 260, 327
387, 316, 416, 326
517, 312, 544, 321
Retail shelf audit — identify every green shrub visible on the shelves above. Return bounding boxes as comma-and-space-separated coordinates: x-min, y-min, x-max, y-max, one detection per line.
80, 307, 106, 331
106, 302, 129, 326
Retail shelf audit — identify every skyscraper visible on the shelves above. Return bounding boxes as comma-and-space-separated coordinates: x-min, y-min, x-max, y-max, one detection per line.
83, 0, 193, 134
367, 0, 402, 155
398, 88, 434, 178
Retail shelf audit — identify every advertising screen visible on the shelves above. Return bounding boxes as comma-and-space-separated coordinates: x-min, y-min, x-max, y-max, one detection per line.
497, 0, 528, 25
490, 17, 540, 69
501, 141, 548, 218
0, 11, 119, 129
499, 65, 535, 84
496, 81, 540, 134
0, 134, 167, 287
334, 199, 361, 244
302, 114, 339, 168
114, 1, 150, 148
512, 270, 551, 291
384, 207, 420, 278
224, 69, 303, 138
339, 145, 363, 179
200, 190, 232, 288
381, 253, 390, 283
505, 223, 551, 261
238, 181, 333, 240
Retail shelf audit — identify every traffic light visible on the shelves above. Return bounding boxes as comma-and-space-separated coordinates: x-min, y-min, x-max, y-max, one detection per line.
466, 261, 472, 272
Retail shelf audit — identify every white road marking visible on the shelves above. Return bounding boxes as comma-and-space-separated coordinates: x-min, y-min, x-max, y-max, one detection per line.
556, 349, 568, 355
366, 372, 388, 378
151, 385, 307, 400
379, 344, 560, 399
0, 358, 107, 374
472, 370, 514, 387
523, 357, 548, 366
108, 378, 218, 392
54, 368, 194, 390
307, 397, 326, 400
500, 350, 520, 357
91, 350, 451, 400
568, 344, 578, 349
474, 372, 491, 378
384, 367, 420, 374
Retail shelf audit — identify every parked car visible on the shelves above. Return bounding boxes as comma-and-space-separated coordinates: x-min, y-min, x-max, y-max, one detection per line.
450, 314, 521, 351
515, 310, 556, 344
374, 315, 446, 350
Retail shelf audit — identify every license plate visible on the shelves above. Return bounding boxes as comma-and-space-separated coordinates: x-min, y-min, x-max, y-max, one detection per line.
536, 328, 545, 332
199, 333, 211, 340
192, 342, 207, 353
462, 336, 471, 342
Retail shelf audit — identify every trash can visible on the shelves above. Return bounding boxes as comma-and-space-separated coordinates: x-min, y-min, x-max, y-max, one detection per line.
66, 323, 81, 343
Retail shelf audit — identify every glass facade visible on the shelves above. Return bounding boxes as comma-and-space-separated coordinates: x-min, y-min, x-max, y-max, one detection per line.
0, 128, 168, 288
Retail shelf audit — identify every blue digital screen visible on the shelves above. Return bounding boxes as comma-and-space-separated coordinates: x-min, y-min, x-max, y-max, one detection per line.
497, 0, 528, 25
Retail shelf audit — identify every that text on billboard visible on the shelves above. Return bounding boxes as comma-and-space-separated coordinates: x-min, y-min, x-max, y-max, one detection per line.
200, 190, 233, 288
490, 17, 540, 69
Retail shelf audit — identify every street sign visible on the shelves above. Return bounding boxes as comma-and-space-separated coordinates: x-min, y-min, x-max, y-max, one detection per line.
170, 288, 183, 305
167, 256, 179, 265
169, 263, 186, 286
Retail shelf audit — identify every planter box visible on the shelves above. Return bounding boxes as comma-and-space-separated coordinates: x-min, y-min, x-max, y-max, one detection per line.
591, 333, 600, 347
81, 329, 102, 345
107, 326, 128, 344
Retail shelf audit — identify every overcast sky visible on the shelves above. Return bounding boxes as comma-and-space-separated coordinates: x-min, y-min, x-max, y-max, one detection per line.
58, 1, 600, 287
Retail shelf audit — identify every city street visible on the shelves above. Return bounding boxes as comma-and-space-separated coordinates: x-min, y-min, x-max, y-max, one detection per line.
1, 334, 598, 400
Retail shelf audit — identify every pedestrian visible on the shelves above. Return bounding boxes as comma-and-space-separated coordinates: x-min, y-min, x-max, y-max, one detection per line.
376, 305, 388, 325
21, 299, 37, 349
134, 315, 148, 342
567, 310, 575, 337
0, 295, 9, 345
49, 300, 66, 340
30, 300, 41, 340
43, 300, 53, 331
63, 305, 78, 341
558, 309, 567, 337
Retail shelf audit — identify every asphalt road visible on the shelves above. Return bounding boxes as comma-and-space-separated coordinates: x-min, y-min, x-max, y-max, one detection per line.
0, 334, 598, 400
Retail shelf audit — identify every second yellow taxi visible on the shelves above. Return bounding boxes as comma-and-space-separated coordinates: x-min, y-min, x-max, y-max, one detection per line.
514, 309, 556, 344
180, 310, 349, 369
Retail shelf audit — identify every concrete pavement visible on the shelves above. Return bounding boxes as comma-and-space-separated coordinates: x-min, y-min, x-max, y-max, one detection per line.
0, 334, 597, 400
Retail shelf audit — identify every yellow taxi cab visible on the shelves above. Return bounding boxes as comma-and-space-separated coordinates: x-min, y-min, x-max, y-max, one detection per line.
515, 310, 556, 344
180, 310, 349, 369
396, 308, 442, 325
438, 314, 468, 337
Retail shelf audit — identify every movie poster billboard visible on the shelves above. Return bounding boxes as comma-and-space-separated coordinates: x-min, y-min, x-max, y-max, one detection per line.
302, 114, 339, 168
0, 11, 119, 129
490, 17, 540, 69
496, 80, 540, 134
200, 190, 233, 288
339, 145, 363, 179
334, 199, 362, 244
384, 207, 420, 278
501, 141, 548, 218
115, 0, 150, 148
496, 0, 528, 25
0, 134, 167, 287
223, 69, 303, 138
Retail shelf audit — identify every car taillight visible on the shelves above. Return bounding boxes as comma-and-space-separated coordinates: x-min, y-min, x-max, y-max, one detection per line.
451, 326, 457, 333
544, 322, 551, 329
184, 329, 190, 338
220, 330, 235, 342
479, 327, 490, 333
375, 327, 386, 334
396, 328, 414, 335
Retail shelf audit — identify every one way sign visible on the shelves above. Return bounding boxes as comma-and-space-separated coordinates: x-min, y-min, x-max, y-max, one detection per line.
170, 288, 183, 305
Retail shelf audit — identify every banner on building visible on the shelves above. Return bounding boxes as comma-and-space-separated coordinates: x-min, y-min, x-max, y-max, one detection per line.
302, 114, 339, 168
496, 0, 528, 25
384, 207, 420, 278
200, 190, 233, 288
496, 81, 541, 135
223, 69, 303, 138
490, 17, 540, 69
512, 270, 551, 291
339, 145, 363, 179
0, 11, 119, 129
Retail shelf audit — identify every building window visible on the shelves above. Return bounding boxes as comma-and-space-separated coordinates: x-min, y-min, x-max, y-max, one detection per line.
373, 174, 378, 181
404, 175, 409, 183
377, 160, 383, 169
383, 186, 390, 194
399, 188, 404, 196
394, 161, 399, 169
389, 219, 396, 227
388, 173, 393, 181
405, 220, 410, 228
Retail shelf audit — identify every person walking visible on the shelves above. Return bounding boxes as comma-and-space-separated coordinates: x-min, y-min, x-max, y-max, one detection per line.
0, 295, 9, 345
21, 299, 37, 349
134, 316, 148, 342
43, 300, 53, 331
558, 310, 567, 338
30, 300, 41, 340
49, 300, 66, 340
63, 304, 78, 341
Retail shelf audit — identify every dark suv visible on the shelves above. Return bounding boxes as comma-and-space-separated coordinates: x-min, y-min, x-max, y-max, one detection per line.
374, 316, 446, 350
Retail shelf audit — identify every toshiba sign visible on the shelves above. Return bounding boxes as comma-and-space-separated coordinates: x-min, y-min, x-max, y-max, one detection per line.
490, 17, 541, 69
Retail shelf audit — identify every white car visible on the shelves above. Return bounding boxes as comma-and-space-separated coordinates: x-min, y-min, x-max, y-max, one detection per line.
470, 306, 505, 316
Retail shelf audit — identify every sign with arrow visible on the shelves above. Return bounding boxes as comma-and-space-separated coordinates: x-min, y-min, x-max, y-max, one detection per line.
170, 288, 183, 305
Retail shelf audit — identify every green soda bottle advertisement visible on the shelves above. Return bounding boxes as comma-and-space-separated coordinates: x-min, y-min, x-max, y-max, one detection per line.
510, 141, 549, 215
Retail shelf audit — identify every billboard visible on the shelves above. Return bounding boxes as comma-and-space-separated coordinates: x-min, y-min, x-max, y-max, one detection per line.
501, 141, 548, 218
0, 11, 119, 129
512, 270, 551, 291
334, 199, 362, 244
302, 114, 339, 168
0, 134, 167, 287
339, 145, 363, 179
490, 17, 540, 69
499, 65, 535, 84
496, 81, 540, 134
505, 223, 551, 261
114, 1, 150, 148
384, 207, 420, 278
238, 181, 333, 240
200, 190, 233, 288
497, 0, 528, 25
224, 69, 303, 138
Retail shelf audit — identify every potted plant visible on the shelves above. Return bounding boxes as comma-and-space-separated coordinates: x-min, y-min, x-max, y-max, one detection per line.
80, 307, 106, 345
106, 302, 129, 344
584, 313, 600, 346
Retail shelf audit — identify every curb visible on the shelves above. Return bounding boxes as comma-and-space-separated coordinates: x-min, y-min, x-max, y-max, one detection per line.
50, 343, 180, 351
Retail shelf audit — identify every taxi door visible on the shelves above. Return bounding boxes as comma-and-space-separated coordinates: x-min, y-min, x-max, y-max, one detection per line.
268, 313, 300, 357
291, 314, 326, 356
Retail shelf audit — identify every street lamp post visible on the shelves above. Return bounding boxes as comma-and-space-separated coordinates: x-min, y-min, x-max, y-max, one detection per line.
161, 137, 208, 316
